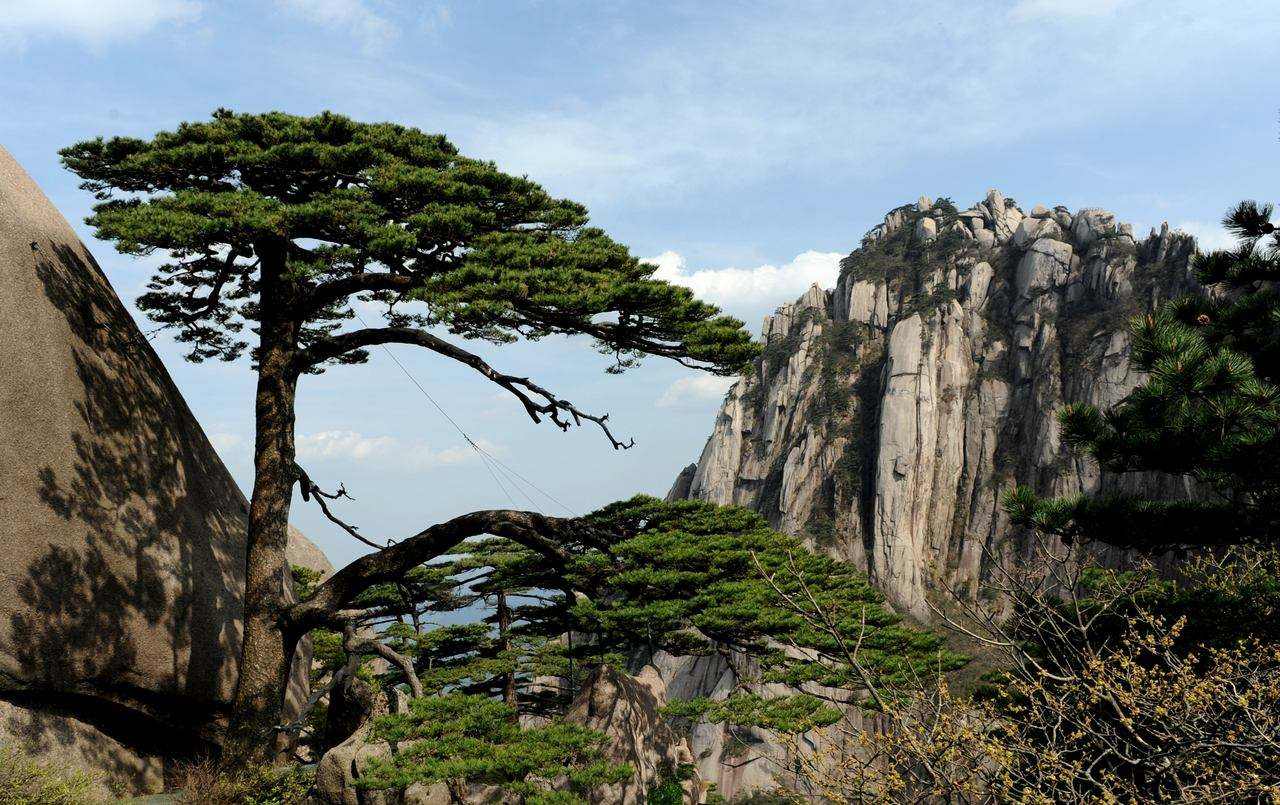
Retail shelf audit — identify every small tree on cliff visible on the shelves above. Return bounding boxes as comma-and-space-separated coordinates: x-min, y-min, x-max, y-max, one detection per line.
1007, 199, 1280, 549
60, 110, 757, 748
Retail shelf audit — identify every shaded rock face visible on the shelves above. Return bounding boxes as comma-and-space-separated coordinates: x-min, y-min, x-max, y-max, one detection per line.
0, 146, 331, 793
669, 191, 1201, 794
568, 666, 699, 805
639, 650, 881, 802
0, 697, 165, 800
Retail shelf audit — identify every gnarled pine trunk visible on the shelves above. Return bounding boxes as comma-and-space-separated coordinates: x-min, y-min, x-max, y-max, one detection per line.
498, 590, 518, 710
229, 246, 304, 759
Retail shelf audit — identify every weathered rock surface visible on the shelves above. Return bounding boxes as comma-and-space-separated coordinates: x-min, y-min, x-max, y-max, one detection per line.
641, 650, 787, 800
668, 191, 1202, 794
0, 145, 331, 794
570, 666, 699, 804
313, 689, 412, 805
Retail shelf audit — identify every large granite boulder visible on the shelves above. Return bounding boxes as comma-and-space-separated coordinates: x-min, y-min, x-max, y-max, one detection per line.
0, 145, 332, 794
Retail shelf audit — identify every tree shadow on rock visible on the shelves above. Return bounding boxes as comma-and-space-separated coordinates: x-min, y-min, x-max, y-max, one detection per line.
4, 239, 250, 768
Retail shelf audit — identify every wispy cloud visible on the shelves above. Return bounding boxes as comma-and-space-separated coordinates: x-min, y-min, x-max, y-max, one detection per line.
645, 250, 842, 310
467, 114, 656, 198
1010, 0, 1129, 21
431, 1, 1275, 205
296, 429, 498, 470
0, 0, 200, 49
209, 432, 246, 455
277, 0, 396, 50
657, 375, 736, 408
1172, 221, 1236, 254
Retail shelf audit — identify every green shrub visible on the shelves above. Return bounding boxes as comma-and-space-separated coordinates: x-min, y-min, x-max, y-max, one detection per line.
645, 763, 696, 804
0, 744, 102, 805
761, 332, 802, 379
174, 760, 312, 805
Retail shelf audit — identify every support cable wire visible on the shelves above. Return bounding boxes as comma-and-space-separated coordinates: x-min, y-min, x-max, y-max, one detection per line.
351, 311, 578, 517
477, 448, 520, 511
484, 451, 540, 513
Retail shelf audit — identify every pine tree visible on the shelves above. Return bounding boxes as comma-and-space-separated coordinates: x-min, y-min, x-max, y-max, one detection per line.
445, 537, 581, 714
356, 694, 632, 804
565, 497, 964, 694
304, 537, 582, 731
342, 496, 963, 775
60, 110, 758, 749
1007, 200, 1280, 549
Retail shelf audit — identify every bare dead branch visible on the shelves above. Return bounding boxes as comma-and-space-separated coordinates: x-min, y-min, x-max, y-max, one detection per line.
293, 463, 388, 550
276, 667, 346, 736
294, 326, 634, 449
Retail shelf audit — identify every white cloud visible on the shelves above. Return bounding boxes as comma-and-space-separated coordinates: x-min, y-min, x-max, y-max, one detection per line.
209, 432, 246, 454
1010, 0, 1128, 21
1172, 221, 1236, 254
645, 250, 842, 309
298, 429, 398, 461
0, 0, 200, 48
278, 0, 396, 49
295, 429, 498, 470
657, 375, 737, 409
208, 427, 496, 473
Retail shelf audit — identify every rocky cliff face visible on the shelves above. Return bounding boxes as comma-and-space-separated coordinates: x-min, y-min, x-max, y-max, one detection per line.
664, 190, 1201, 796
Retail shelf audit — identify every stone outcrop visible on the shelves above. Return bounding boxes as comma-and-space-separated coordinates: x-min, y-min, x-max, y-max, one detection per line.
639, 651, 785, 799
0, 698, 165, 800
668, 190, 1202, 795
569, 666, 699, 804
313, 689, 416, 805
0, 145, 331, 794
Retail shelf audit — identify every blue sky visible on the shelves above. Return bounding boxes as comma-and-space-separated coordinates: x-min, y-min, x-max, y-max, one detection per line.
3, 0, 1278, 567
